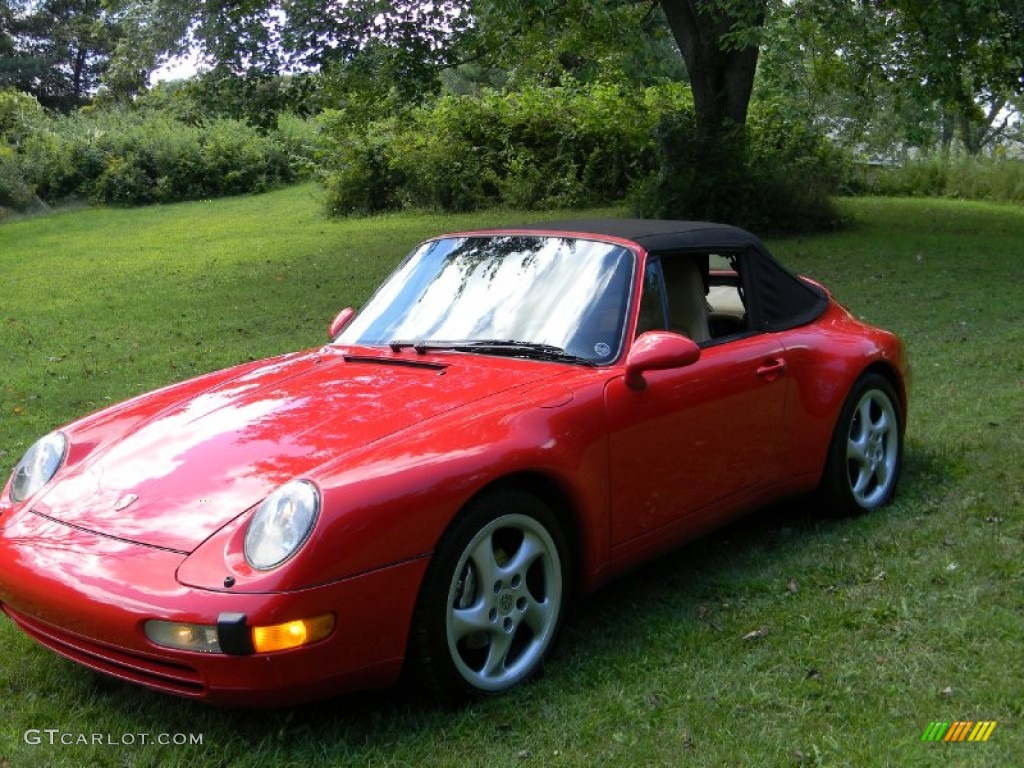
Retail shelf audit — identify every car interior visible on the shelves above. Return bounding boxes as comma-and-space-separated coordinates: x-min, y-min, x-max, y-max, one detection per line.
638, 252, 750, 343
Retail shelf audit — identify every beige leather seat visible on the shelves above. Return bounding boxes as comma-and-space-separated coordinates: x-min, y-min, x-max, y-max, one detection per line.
662, 258, 710, 343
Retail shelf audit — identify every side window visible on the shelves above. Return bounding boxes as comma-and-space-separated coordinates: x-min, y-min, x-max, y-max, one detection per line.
635, 260, 667, 335
637, 253, 753, 343
661, 256, 710, 342
707, 253, 750, 339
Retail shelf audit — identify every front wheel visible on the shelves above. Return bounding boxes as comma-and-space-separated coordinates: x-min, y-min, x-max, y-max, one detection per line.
410, 488, 569, 702
820, 373, 904, 516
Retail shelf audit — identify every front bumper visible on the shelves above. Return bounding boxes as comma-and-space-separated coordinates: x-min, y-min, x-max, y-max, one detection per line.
0, 507, 428, 706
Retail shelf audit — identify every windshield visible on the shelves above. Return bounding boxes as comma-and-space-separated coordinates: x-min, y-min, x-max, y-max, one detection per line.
338, 235, 635, 364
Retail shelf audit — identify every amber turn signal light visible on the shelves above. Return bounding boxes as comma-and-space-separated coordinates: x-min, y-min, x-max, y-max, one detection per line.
251, 613, 335, 653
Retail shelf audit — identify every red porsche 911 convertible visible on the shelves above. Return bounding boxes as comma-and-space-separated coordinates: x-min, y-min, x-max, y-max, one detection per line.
0, 220, 908, 706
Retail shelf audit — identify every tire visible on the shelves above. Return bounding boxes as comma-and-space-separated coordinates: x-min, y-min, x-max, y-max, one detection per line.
410, 488, 569, 702
819, 372, 904, 516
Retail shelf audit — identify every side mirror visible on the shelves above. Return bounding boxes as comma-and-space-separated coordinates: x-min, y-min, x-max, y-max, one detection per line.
328, 307, 356, 340
624, 331, 700, 390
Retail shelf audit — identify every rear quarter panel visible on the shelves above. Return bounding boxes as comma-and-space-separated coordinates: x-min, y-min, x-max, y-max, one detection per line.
778, 301, 909, 485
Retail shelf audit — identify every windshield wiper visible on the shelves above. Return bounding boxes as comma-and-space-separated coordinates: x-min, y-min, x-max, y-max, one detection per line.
388, 339, 595, 366
461, 340, 597, 365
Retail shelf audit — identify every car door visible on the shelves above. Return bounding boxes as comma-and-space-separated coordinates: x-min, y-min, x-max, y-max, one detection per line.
605, 254, 789, 555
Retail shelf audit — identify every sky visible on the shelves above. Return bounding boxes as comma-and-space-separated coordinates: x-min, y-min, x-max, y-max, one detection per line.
150, 50, 203, 84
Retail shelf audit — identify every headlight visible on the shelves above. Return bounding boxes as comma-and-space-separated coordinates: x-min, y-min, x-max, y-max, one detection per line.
144, 620, 223, 654
244, 480, 320, 570
10, 432, 67, 502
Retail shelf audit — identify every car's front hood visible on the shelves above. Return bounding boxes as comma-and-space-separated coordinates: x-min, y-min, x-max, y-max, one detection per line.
33, 348, 557, 552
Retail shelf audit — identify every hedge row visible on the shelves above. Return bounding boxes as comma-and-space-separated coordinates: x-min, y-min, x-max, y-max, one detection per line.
319, 82, 693, 215
868, 155, 1024, 206
630, 101, 849, 232
319, 83, 848, 231
1, 90, 321, 212
3, 83, 852, 232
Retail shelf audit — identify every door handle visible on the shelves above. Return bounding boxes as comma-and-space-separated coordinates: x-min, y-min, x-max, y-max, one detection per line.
756, 358, 787, 380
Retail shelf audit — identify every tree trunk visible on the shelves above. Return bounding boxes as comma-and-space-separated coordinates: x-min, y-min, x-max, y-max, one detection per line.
939, 108, 954, 151
72, 45, 88, 100
659, 0, 766, 129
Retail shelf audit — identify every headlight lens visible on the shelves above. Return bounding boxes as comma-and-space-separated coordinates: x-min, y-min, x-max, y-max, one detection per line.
144, 620, 223, 653
244, 480, 320, 570
10, 432, 67, 502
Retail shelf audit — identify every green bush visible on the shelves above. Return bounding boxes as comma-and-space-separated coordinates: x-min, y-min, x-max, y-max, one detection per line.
89, 153, 155, 205
318, 82, 847, 230
17, 117, 98, 201
199, 119, 294, 198
0, 90, 47, 212
275, 112, 324, 181
388, 97, 499, 211
0, 147, 36, 213
629, 102, 847, 232
320, 113, 405, 215
13, 110, 302, 207
872, 155, 1024, 205
320, 82, 693, 215
0, 89, 47, 148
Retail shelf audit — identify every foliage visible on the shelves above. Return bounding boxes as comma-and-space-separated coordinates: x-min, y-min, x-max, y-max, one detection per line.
102, 0, 195, 96
181, 70, 322, 130
0, 87, 46, 146
283, 1, 469, 97
124, 79, 209, 126
0, 0, 130, 110
319, 82, 692, 216
320, 115, 404, 216
629, 100, 847, 232
106, 0, 472, 93
889, 0, 1024, 154
461, 0, 685, 90
757, 0, 1024, 156
757, 0, 898, 151
869, 156, 1024, 206
1, 188, 1022, 766
468, 0, 767, 134
104, 0, 839, 230
103, 1, 765, 130
274, 111, 324, 179
0, 145, 34, 212
318, 74, 850, 230
8, 107, 319, 208
0, 89, 46, 214
111, 73, 322, 133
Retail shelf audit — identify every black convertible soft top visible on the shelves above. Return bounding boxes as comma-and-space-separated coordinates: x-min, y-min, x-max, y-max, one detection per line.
524, 218, 761, 252
484, 219, 830, 333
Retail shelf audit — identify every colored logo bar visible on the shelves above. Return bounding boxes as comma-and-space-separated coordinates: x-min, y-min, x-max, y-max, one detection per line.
921, 721, 997, 742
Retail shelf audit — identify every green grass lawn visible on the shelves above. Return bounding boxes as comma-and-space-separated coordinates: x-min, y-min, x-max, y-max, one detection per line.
0, 186, 1021, 766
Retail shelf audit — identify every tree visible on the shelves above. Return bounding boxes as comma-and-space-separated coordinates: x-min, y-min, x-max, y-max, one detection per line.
102, 0, 807, 225
658, 0, 765, 129
757, 0, 896, 147
104, 0, 1024, 154
888, 0, 1024, 154
470, 0, 766, 131
758, 0, 1024, 155
443, 2, 685, 93
0, 0, 125, 110
105, 1, 767, 131
103, 0, 194, 96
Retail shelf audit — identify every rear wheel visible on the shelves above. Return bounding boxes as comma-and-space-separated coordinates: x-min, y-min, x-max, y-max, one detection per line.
410, 488, 569, 702
820, 373, 903, 516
